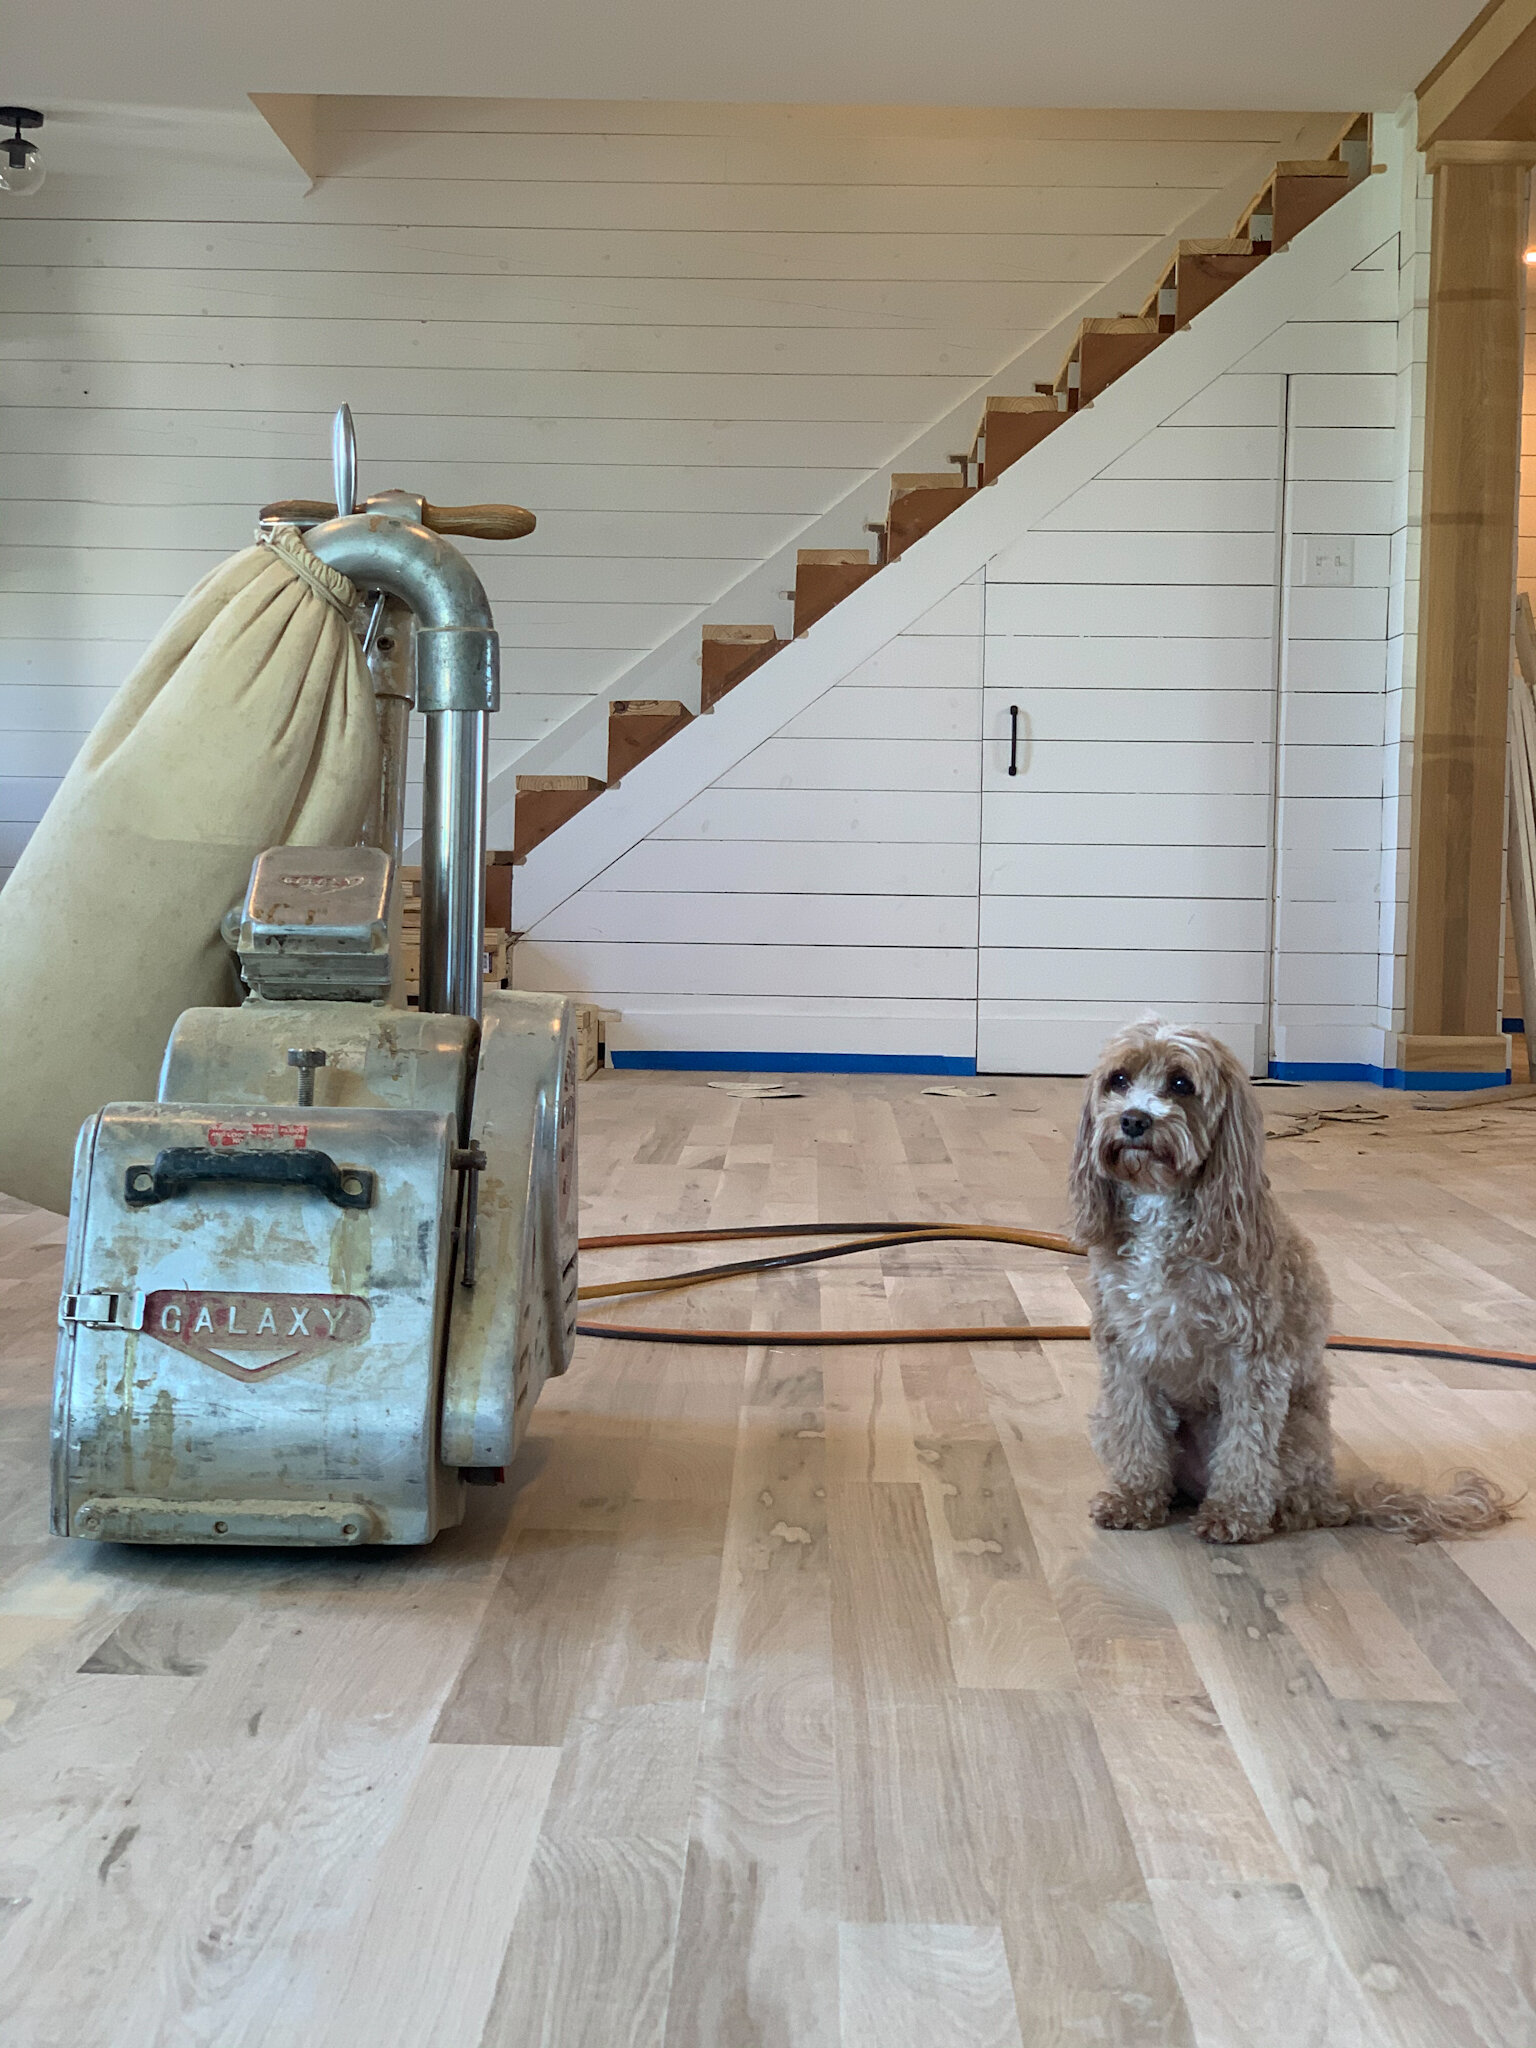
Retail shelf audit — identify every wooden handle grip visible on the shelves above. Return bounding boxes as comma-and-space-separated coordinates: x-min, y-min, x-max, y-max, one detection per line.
259, 499, 336, 523
424, 501, 537, 540
257, 498, 536, 541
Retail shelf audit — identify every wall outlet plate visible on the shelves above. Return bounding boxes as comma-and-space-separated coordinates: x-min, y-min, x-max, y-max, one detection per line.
1303, 534, 1356, 587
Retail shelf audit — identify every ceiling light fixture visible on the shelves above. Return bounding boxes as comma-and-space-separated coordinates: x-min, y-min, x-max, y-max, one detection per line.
0, 107, 44, 198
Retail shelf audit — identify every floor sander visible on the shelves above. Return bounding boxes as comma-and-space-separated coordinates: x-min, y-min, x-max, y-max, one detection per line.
50, 411, 579, 1547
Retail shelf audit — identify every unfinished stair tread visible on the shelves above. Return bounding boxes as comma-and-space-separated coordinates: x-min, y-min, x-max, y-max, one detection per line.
979, 402, 1064, 485
701, 626, 783, 710
1055, 315, 1159, 397
1273, 158, 1352, 179
1079, 315, 1160, 334
1175, 243, 1267, 327
885, 475, 974, 560
1060, 327, 1165, 410
890, 471, 969, 494
607, 699, 693, 784
968, 393, 1057, 465
793, 549, 877, 636
512, 776, 606, 863
1177, 236, 1255, 257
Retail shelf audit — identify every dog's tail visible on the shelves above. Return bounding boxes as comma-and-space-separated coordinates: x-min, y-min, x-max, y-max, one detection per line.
1344, 1469, 1519, 1543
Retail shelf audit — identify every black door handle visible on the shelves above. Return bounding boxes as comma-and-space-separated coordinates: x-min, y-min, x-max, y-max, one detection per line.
1008, 704, 1020, 777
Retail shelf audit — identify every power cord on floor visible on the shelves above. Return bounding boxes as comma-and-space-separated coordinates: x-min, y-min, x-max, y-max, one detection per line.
573, 1222, 1536, 1371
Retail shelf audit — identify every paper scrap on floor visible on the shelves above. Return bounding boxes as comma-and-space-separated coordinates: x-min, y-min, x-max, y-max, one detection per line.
922, 1086, 996, 1098
705, 1081, 804, 1099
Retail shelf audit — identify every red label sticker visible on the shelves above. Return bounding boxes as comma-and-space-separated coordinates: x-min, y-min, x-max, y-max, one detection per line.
143, 1290, 370, 1382
206, 1123, 309, 1151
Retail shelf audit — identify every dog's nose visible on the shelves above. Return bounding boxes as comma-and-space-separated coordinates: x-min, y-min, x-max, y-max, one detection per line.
1120, 1112, 1151, 1140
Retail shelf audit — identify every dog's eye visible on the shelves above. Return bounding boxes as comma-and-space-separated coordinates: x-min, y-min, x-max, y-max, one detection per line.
1105, 1070, 1130, 1094
1168, 1073, 1195, 1097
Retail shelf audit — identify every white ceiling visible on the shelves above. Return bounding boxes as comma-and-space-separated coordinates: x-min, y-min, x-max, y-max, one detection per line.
1, 0, 1484, 117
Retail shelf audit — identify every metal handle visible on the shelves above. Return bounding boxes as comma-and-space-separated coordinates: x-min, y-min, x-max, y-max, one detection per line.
1008, 704, 1020, 777
332, 404, 357, 518
258, 497, 535, 541
124, 1148, 375, 1210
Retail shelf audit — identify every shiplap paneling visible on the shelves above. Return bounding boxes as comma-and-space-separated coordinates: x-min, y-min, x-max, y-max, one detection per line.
1269, 226, 1415, 1075
517, 607, 985, 1058
523, 187, 1416, 1075
0, 97, 1309, 889
976, 362, 1283, 1071
976, 227, 1410, 1077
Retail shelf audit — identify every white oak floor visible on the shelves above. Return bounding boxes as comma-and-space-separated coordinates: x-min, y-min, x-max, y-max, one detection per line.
3, 1069, 1536, 2047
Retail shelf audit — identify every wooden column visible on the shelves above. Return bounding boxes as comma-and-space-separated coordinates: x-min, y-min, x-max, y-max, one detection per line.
1402, 141, 1533, 1077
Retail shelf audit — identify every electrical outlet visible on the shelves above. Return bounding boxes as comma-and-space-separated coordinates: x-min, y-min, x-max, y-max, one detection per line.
1303, 535, 1356, 587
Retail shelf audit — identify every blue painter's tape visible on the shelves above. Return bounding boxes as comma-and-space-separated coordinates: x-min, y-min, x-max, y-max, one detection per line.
608, 1050, 978, 1075
1268, 1061, 1512, 1092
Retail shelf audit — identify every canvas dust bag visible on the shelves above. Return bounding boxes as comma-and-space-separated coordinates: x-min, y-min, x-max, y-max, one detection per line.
0, 527, 379, 1213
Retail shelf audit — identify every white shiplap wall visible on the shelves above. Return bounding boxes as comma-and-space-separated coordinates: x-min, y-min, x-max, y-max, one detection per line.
977, 372, 1285, 1077
515, 143, 1422, 1078
518, 581, 985, 1063
0, 97, 1322, 888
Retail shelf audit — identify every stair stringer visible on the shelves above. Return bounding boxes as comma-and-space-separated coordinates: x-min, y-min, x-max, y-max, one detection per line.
481, 109, 1355, 818
510, 153, 1400, 936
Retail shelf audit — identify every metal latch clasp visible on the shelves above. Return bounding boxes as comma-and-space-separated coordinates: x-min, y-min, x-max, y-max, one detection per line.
453, 1144, 489, 1289
60, 1290, 146, 1331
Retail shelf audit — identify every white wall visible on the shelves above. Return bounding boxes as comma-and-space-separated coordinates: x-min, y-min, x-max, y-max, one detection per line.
0, 97, 1327, 890
519, 580, 987, 1064
515, 142, 1425, 1079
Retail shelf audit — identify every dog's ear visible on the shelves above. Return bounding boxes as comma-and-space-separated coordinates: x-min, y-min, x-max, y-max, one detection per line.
1068, 1080, 1119, 1247
1187, 1046, 1275, 1272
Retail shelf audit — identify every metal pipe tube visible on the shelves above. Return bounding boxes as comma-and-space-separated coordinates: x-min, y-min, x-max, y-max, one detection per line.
304, 514, 499, 1026
421, 710, 487, 1024
303, 513, 494, 633
364, 599, 414, 872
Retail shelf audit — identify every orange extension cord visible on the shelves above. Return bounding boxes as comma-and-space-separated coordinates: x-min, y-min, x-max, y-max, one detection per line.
573, 1222, 1536, 1372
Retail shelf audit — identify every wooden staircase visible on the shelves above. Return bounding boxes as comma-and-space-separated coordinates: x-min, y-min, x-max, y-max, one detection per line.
510, 117, 1371, 869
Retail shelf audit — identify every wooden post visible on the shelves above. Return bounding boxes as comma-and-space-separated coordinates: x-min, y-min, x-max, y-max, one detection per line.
1400, 141, 1534, 1078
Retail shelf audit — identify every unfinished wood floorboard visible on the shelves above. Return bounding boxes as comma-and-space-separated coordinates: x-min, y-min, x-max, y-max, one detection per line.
2, 1072, 1535, 2043
839, 1921, 1025, 2048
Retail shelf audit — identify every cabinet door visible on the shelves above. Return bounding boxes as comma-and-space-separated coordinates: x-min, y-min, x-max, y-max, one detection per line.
976, 400, 1285, 1076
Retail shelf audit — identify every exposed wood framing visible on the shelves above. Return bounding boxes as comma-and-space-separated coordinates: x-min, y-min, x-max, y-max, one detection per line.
1406, 143, 1534, 1048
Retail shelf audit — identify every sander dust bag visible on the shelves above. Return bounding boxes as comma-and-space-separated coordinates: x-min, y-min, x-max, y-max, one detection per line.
0, 526, 379, 1213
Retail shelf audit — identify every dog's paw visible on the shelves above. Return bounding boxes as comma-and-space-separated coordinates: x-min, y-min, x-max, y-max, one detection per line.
1192, 1499, 1270, 1546
1090, 1488, 1170, 1531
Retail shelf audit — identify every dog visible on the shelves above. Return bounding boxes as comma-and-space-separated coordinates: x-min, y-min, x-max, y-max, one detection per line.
1067, 1017, 1512, 1544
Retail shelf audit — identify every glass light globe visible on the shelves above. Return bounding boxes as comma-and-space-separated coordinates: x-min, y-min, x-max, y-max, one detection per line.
0, 140, 43, 198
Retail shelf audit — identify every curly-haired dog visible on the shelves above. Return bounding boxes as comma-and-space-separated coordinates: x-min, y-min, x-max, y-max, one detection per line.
1068, 1017, 1512, 1544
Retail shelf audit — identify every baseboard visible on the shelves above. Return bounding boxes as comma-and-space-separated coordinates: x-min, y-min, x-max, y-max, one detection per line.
608, 1050, 978, 1075
1269, 1060, 1513, 1091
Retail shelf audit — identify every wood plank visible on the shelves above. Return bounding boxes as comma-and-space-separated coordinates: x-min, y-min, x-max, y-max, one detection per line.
1174, 1542, 1536, 2046
839, 1922, 1025, 2048
663, 1362, 840, 2048
300, 1743, 561, 2048
1246, 1534, 1461, 1704
1148, 1878, 1387, 2048
4, 1071, 1536, 2036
